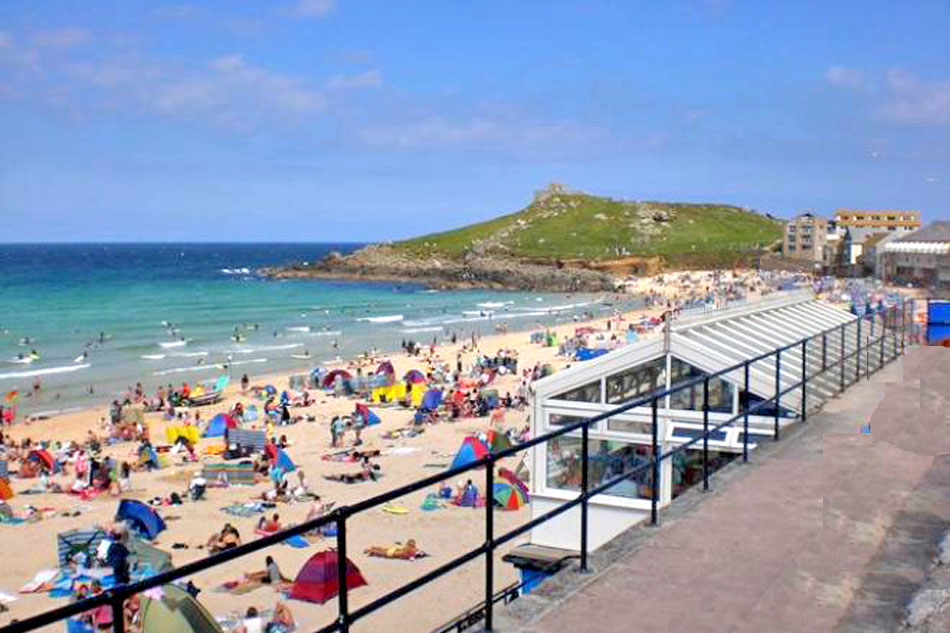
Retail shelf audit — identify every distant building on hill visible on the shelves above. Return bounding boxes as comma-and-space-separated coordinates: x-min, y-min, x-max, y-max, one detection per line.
834, 209, 921, 233
882, 221, 950, 289
783, 213, 827, 264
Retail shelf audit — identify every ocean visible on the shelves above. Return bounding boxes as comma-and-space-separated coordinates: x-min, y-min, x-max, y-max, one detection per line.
0, 243, 640, 415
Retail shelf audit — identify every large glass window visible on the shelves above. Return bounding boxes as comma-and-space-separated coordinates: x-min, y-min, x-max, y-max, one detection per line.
546, 437, 657, 500
668, 357, 734, 413
606, 356, 667, 405
607, 417, 654, 435
548, 413, 587, 427
551, 381, 601, 403
671, 448, 738, 499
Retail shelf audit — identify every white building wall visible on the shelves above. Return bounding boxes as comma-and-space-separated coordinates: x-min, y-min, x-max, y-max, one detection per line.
529, 494, 649, 551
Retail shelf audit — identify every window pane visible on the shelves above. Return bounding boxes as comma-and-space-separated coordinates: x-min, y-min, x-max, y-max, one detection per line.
549, 413, 587, 427
668, 357, 733, 413
740, 391, 797, 418
671, 448, 738, 499
606, 417, 654, 435
551, 381, 601, 403
546, 437, 657, 500
606, 356, 667, 405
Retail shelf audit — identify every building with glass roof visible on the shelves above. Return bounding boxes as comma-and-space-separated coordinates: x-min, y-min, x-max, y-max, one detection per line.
526, 290, 877, 550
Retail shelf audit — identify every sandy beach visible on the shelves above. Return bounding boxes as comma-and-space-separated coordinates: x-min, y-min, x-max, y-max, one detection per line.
0, 270, 805, 632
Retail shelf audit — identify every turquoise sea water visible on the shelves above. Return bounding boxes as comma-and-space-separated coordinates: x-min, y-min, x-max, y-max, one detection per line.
0, 244, 639, 414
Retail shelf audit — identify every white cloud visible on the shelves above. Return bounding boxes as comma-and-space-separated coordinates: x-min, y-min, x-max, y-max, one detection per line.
293, 0, 336, 18
356, 115, 603, 151
31, 27, 91, 48
825, 66, 865, 90
325, 69, 382, 91
876, 69, 950, 126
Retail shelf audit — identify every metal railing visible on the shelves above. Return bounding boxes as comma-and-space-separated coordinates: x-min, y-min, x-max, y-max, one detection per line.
0, 300, 916, 633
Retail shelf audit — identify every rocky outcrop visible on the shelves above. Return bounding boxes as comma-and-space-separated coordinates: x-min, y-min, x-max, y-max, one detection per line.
262, 244, 618, 292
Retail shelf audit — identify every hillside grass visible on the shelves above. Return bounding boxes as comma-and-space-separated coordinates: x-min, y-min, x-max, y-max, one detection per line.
397, 191, 783, 264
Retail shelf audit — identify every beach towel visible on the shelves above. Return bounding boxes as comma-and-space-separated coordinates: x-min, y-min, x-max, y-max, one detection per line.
19, 569, 58, 594
221, 503, 266, 518
420, 494, 442, 512
364, 544, 428, 561
381, 503, 409, 515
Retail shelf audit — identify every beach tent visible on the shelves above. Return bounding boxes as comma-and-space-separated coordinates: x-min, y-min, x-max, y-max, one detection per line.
27, 449, 55, 472
165, 426, 200, 446
213, 374, 230, 392
376, 361, 395, 376
139, 584, 223, 633
128, 538, 174, 574
57, 527, 108, 569
0, 478, 13, 500
492, 481, 528, 511
354, 403, 381, 426
322, 369, 352, 389
202, 413, 236, 438
403, 369, 426, 384
421, 389, 443, 411
138, 444, 161, 470
576, 348, 609, 361
116, 499, 167, 541
486, 428, 514, 453
450, 437, 490, 471
289, 550, 367, 604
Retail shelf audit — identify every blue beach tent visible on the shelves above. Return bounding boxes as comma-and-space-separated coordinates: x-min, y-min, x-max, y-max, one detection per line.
116, 500, 167, 541
450, 437, 490, 471
421, 389, 443, 412
203, 413, 232, 438
275, 449, 296, 473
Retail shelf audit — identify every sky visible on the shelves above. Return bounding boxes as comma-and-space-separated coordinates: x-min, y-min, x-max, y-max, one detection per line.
0, 0, 948, 242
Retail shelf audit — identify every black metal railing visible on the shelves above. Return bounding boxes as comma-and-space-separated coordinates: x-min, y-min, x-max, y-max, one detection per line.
0, 300, 916, 633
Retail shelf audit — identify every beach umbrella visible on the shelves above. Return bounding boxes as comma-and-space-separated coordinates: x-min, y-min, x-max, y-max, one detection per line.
289, 550, 367, 604
497, 467, 529, 498
421, 389, 443, 411
492, 482, 527, 511
322, 369, 352, 389
57, 528, 108, 569
128, 538, 173, 574
139, 584, 223, 633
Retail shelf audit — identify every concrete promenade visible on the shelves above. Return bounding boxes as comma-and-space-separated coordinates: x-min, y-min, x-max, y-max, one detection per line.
495, 346, 950, 633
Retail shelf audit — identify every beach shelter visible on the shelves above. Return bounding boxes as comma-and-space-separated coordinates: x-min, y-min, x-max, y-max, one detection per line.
264, 445, 297, 473
116, 499, 167, 541
492, 481, 527, 511
202, 413, 236, 438
27, 449, 55, 472
322, 369, 352, 389
128, 538, 174, 574
450, 436, 490, 471
0, 478, 14, 501
213, 374, 230, 393
139, 584, 223, 633
57, 527, 108, 569
264, 385, 277, 396
354, 403, 381, 426
289, 550, 367, 604
421, 389, 443, 411
486, 428, 514, 453
376, 361, 395, 376
403, 369, 426, 384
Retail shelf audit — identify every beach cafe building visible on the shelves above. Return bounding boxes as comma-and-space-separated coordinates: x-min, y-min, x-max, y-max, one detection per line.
526, 291, 863, 551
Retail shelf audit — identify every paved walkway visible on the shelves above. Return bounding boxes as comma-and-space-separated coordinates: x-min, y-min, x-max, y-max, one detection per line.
496, 346, 950, 633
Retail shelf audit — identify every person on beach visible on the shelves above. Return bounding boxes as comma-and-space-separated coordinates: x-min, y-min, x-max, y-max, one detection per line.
241, 373, 250, 392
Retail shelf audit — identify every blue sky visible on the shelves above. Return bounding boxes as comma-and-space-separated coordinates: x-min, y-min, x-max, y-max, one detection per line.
1, 0, 948, 242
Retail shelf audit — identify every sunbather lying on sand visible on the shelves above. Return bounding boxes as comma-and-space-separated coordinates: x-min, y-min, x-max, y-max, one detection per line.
365, 539, 427, 560
324, 457, 380, 484
207, 523, 242, 553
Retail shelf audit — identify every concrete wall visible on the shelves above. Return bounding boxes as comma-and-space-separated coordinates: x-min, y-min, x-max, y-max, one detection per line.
529, 494, 649, 551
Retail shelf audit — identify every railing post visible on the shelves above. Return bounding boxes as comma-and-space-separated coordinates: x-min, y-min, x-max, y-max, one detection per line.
774, 349, 781, 441
822, 332, 827, 371
580, 420, 589, 573
856, 318, 862, 383
900, 301, 906, 354
880, 329, 885, 367
840, 324, 846, 392
892, 307, 898, 359
485, 454, 495, 632
336, 511, 350, 633
111, 592, 126, 633
800, 339, 807, 421
702, 377, 709, 492
650, 396, 659, 526
742, 361, 750, 463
